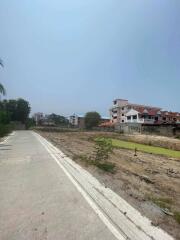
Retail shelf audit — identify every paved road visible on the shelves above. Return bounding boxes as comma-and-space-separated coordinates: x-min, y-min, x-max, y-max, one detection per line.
0, 131, 174, 240
0, 131, 117, 240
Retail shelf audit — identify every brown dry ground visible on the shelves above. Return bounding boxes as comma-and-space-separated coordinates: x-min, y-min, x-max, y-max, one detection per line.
37, 130, 180, 240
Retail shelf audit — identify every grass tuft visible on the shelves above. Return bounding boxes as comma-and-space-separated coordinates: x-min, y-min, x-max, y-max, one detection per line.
95, 162, 116, 173
73, 154, 116, 173
148, 196, 173, 210
174, 211, 180, 224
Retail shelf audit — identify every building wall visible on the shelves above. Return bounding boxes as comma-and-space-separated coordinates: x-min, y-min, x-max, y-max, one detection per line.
69, 115, 79, 126
115, 122, 180, 137
110, 99, 130, 123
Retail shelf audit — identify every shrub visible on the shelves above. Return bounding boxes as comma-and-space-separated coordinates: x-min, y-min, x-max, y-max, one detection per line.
94, 138, 113, 163
0, 123, 13, 137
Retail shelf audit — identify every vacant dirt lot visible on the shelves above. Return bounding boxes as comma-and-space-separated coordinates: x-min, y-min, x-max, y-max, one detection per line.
37, 130, 180, 239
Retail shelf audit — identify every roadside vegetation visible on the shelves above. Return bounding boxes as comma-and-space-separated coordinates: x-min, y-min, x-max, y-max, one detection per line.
147, 195, 180, 224
74, 138, 116, 173
95, 137, 180, 159
0, 99, 31, 138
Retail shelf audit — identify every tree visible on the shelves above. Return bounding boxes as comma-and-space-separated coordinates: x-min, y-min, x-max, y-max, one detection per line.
0, 111, 10, 124
0, 59, 3, 67
1, 98, 31, 123
48, 113, 69, 126
0, 83, 6, 96
4, 99, 17, 121
84, 111, 101, 129
16, 98, 31, 123
0, 59, 6, 96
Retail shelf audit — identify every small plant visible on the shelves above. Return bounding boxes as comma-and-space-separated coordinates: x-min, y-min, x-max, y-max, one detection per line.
92, 138, 116, 173
74, 138, 116, 173
94, 138, 113, 163
174, 211, 180, 224
149, 196, 172, 210
95, 162, 116, 173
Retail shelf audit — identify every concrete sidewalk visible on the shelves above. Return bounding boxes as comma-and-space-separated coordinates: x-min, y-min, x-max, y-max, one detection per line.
0, 131, 117, 240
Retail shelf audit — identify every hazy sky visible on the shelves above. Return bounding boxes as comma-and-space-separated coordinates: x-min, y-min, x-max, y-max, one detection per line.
0, 0, 180, 116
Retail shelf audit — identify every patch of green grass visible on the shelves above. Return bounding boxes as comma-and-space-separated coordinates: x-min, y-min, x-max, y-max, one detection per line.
150, 197, 173, 209
73, 154, 94, 166
174, 211, 180, 224
73, 154, 116, 173
95, 162, 116, 173
95, 137, 180, 159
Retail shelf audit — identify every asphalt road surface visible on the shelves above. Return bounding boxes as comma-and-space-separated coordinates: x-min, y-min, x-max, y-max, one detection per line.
0, 131, 174, 240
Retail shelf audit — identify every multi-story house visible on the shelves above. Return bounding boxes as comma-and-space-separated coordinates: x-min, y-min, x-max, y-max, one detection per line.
69, 114, 85, 128
110, 99, 162, 124
69, 114, 110, 128
33, 112, 44, 125
160, 111, 180, 124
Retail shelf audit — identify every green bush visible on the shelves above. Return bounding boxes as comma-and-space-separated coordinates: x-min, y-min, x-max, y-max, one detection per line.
94, 138, 113, 162
0, 123, 13, 137
0, 111, 10, 124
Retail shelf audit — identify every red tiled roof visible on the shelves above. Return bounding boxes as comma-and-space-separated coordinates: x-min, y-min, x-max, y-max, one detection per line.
161, 111, 180, 117
128, 103, 161, 110
132, 106, 161, 116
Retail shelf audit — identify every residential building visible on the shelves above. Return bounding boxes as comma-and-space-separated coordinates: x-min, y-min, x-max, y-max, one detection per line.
160, 111, 180, 124
110, 99, 162, 124
100, 116, 110, 123
69, 114, 110, 128
33, 112, 44, 125
69, 114, 85, 128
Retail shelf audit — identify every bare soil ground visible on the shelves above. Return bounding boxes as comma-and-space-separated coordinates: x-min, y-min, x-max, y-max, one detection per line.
37, 130, 180, 239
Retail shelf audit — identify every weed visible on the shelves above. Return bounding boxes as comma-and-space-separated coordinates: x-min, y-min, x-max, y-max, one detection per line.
95, 162, 116, 173
73, 139, 116, 173
94, 138, 113, 163
174, 211, 180, 224
149, 196, 173, 210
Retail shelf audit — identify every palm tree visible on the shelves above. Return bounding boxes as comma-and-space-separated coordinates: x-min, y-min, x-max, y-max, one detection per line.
0, 83, 6, 95
0, 58, 6, 96
0, 59, 4, 67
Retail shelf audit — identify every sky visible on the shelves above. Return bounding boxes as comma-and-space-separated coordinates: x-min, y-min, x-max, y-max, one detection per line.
0, 0, 180, 117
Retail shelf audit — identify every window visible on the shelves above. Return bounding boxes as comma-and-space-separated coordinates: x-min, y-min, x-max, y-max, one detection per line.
122, 120, 124, 122
122, 114, 124, 116
133, 115, 137, 120
113, 116, 117, 119
122, 107, 124, 110
127, 116, 131, 120
114, 100, 117, 105
163, 117, 166, 121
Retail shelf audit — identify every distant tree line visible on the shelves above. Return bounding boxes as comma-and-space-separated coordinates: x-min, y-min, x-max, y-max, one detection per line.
48, 113, 69, 126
